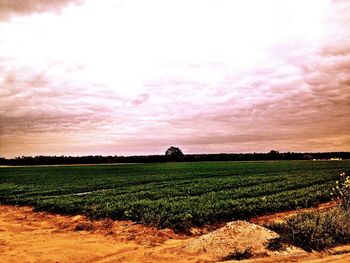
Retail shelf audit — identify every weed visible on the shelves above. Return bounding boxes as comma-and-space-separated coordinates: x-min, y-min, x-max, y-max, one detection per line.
75, 222, 95, 231
332, 172, 350, 210
221, 247, 253, 261
266, 237, 285, 251
268, 173, 350, 252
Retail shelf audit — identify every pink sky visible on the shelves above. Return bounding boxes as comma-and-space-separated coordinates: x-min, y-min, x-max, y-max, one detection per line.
0, 0, 349, 158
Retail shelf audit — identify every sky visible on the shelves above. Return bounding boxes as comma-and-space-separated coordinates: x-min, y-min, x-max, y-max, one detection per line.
0, 0, 349, 158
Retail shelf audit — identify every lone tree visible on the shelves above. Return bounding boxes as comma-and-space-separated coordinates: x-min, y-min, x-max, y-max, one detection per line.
165, 146, 184, 158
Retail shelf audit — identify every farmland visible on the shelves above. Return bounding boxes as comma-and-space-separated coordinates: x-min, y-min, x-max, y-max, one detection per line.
0, 160, 349, 231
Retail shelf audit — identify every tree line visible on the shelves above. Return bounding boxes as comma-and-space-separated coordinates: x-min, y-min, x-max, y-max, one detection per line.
0, 150, 349, 166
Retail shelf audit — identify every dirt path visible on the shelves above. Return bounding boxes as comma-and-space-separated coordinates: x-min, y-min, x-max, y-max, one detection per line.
1, 204, 350, 262
249, 201, 338, 225
0, 205, 197, 263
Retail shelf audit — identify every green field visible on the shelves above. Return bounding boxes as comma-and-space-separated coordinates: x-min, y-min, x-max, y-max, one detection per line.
0, 161, 349, 231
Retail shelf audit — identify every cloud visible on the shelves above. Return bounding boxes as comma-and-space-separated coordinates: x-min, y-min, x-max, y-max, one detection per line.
0, 0, 83, 20
0, 67, 121, 146
133, 1, 350, 153
0, 0, 350, 157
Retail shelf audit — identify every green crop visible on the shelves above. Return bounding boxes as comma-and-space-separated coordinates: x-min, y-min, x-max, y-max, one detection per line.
1, 160, 349, 231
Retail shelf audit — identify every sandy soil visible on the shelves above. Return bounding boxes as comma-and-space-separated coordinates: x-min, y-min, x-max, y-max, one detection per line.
0, 205, 195, 263
1, 204, 350, 263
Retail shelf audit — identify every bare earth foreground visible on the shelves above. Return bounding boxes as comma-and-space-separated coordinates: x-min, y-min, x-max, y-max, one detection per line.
1, 205, 350, 263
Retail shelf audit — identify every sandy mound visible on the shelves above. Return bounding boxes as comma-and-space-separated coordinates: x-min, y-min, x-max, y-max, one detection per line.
185, 220, 292, 261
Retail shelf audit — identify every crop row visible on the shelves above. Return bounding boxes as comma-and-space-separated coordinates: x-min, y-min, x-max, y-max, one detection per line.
1, 161, 349, 231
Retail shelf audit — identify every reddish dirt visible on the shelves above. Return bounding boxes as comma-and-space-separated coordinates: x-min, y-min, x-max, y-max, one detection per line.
1, 203, 350, 262
250, 201, 338, 225
0, 205, 196, 263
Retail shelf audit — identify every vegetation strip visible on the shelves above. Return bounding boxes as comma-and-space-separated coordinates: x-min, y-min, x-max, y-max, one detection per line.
1, 160, 349, 231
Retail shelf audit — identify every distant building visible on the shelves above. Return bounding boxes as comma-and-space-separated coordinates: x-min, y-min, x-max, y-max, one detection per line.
330, 157, 343, 161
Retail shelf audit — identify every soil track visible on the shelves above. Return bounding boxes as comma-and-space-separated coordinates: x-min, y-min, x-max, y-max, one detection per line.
249, 201, 338, 225
1, 204, 350, 262
0, 205, 194, 263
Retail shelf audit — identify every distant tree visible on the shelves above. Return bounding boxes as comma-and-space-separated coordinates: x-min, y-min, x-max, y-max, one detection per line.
165, 146, 184, 158
269, 150, 279, 155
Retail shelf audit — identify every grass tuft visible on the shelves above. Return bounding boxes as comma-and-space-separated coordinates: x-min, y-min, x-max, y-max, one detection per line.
268, 172, 350, 252
221, 247, 253, 261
